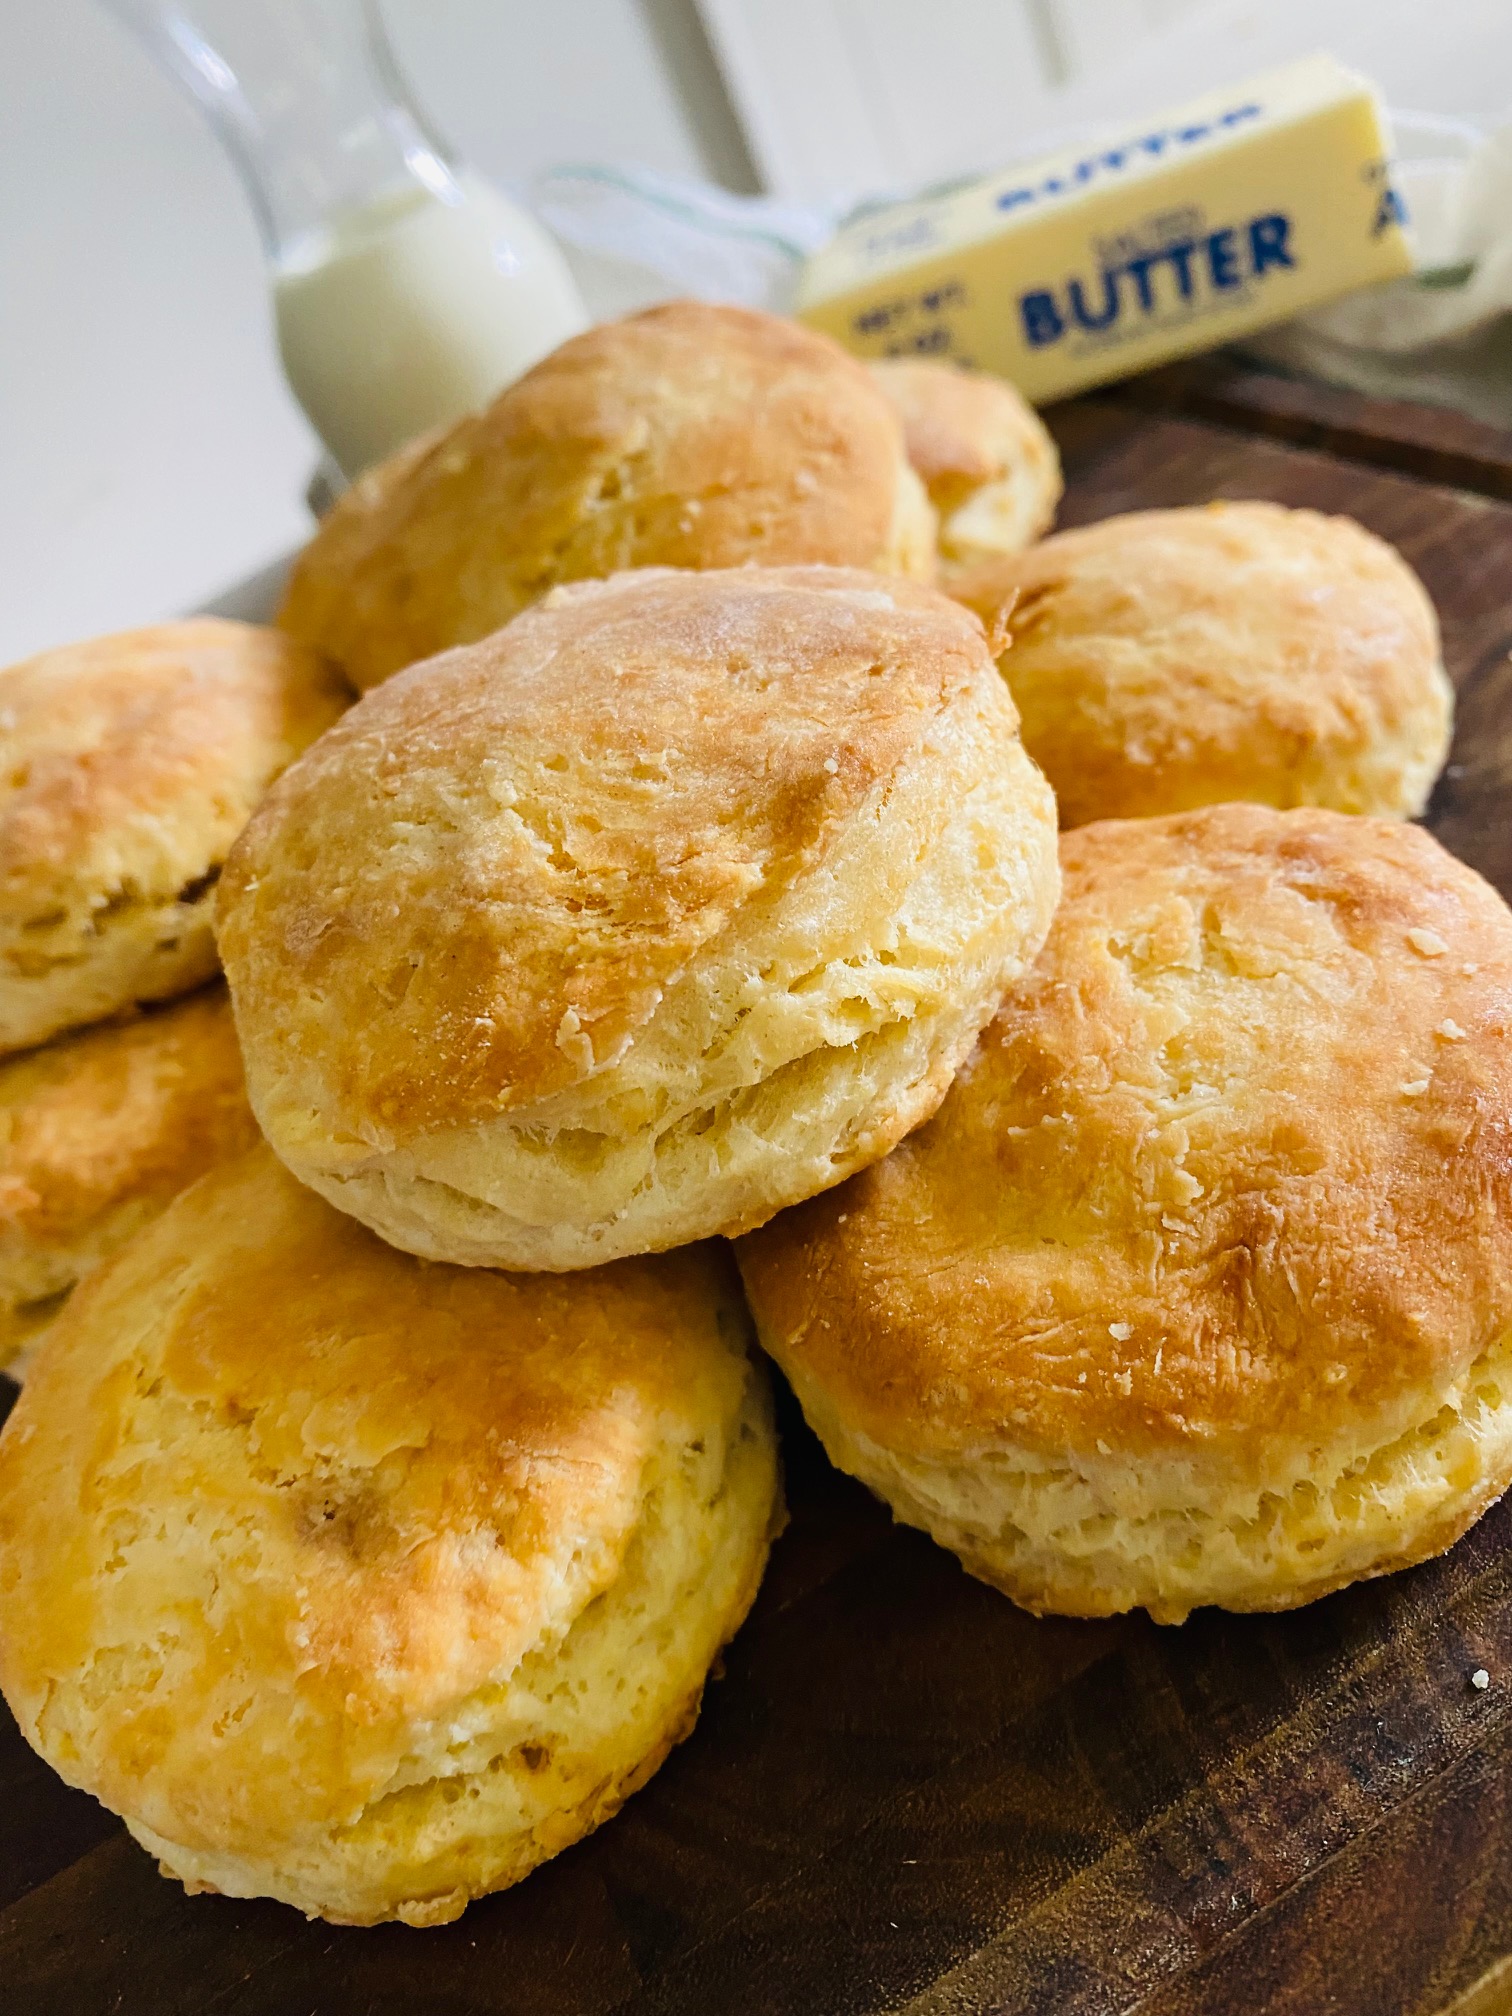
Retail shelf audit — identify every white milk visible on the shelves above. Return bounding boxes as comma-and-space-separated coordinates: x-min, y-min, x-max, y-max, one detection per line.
274, 173, 587, 478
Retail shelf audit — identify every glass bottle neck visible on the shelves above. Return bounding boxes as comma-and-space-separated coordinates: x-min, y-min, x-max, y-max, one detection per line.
100, 0, 456, 264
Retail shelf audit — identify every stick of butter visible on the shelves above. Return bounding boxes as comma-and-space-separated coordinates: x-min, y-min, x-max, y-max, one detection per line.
796, 54, 1411, 402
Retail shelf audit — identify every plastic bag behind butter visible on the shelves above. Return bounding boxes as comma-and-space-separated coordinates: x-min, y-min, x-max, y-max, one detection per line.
1244, 113, 1512, 426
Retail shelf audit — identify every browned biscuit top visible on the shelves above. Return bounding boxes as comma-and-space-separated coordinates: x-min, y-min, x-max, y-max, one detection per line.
739, 806, 1512, 1475
279, 301, 926, 691
0, 619, 348, 933
950, 502, 1450, 825
0, 983, 255, 1249
0, 1145, 759, 1848
222, 565, 1003, 1147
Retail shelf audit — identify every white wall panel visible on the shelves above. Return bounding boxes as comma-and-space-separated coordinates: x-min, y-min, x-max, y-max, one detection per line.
697, 0, 1512, 203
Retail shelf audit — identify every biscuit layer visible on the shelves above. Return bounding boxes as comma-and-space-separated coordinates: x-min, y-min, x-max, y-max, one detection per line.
871, 359, 1061, 569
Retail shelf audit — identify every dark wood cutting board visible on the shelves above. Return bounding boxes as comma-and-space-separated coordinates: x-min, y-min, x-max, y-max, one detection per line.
5, 363, 1512, 2016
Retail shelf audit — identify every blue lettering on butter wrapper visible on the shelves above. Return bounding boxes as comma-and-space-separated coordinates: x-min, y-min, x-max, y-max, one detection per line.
851, 278, 970, 357
1373, 184, 1407, 235
996, 101, 1262, 214
1019, 209, 1296, 349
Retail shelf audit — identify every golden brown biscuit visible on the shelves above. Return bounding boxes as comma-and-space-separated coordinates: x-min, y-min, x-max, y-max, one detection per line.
0, 1145, 781, 1926
951, 502, 1453, 827
738, 806, 1512, 1624
221, 565, 1059, 1270
278, 301, 937, 692
0, 620, 348, 1053
0, 983, 258, 1368
870, 358, 1061, 569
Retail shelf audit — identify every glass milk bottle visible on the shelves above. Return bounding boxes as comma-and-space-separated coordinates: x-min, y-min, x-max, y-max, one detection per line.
101, 0, 588, 478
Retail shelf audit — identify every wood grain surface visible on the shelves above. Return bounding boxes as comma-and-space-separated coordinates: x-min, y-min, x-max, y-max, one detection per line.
1107, 356, 1512, 508
4, 368, 1512, 2016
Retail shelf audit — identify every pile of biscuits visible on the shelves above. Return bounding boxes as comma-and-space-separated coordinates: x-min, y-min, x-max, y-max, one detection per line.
1, 301, 1508, 1930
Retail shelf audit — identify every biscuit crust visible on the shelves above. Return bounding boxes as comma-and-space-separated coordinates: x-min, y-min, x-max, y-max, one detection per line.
0, 1147, 781, 1925
871, 359, 1061, 569
0, 983, 258, 1367
951, 502, 1452, 827
279, 301, 936, 693
739, 806, 1512, 1622
0, 620, 348, 1053
221, 566, 1059, 1269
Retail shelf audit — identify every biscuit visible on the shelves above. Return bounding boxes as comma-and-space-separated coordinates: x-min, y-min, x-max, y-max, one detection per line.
278, 301, 938, 692
870, 359, 1061, 569
219, 565, 1059, 1271
0, 983, 258, 1369
0, 620, 348, 1053
951, 502, 1453, 827
738, 806, 1512, 1624
0, 1145, 781, 1926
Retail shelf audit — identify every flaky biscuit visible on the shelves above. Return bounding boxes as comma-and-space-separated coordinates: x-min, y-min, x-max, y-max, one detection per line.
0, 620, 348, 1052
870, 358, 1061, 570
0, 1146, 781, 1925
220, 566, 1059, 1270
279, 301, 937, 693
951, 502, 1452, 827
739, 806, 1512, 1623
0, 983, 258, 1368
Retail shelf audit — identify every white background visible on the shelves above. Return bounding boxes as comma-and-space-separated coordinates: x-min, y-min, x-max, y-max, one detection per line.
696, 0, 1512, 200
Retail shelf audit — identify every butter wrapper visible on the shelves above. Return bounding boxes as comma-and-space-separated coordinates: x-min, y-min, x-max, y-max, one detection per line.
796, 54, 1411, 402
